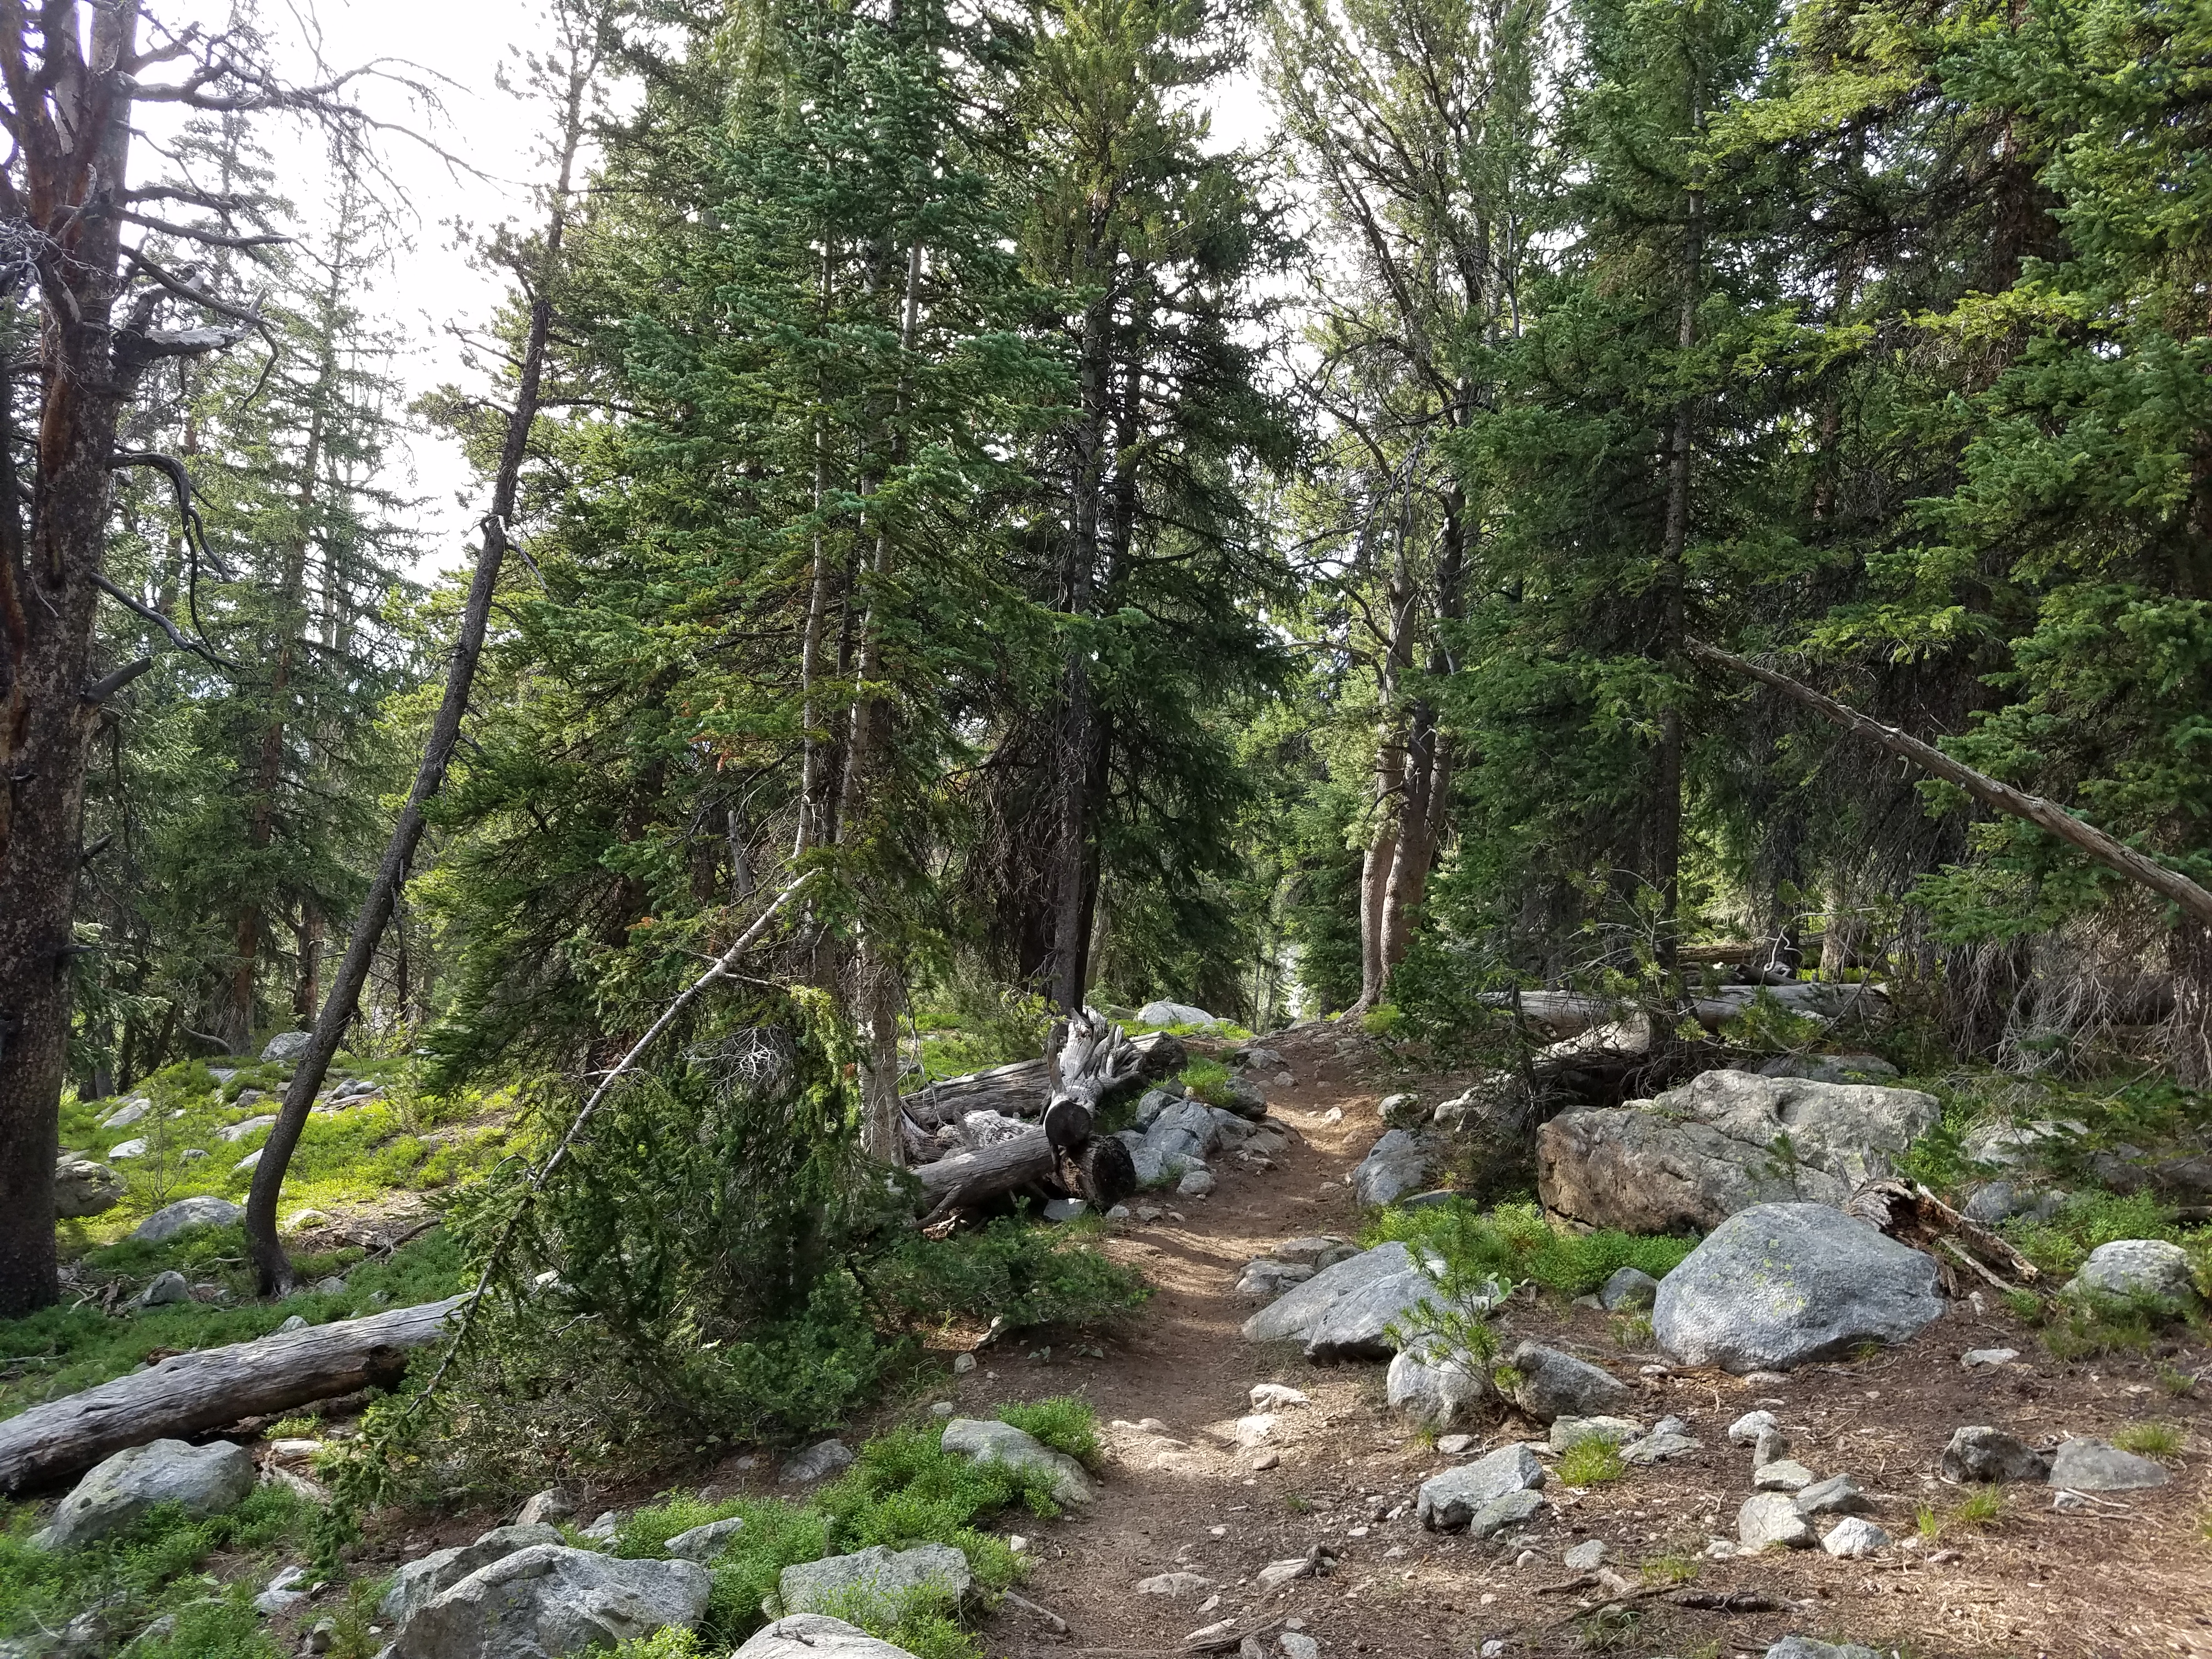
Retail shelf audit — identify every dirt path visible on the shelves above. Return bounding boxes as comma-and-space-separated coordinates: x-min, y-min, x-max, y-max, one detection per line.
962, 1023, 2212, 1659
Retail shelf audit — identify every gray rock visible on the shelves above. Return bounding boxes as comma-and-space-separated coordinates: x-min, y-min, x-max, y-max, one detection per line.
106, 1137, 148, 1160
1353, 1127, 1444, 1207
255, 1564, 309, 1616
129, 1195, 243, 1243
233, 1150, 263, 1173
1941, 1426, 2051, 1483
1279, 1634, 1321, 1659
54, 1155, 123, 1219
1962, 1181, 2018, 1223
217, 1115, 277, 1144
1728, 1410, 1780, 1444
1237, 1259, 1316, 1296
1752, 1052, 1898, 1084
1304, 1256, 1485, 1363
43, 1440, 257, 1549
1136, 1000, 1216, 1028
1242, 1242, 1430, 1353
1131, 1089, 1181, 1130
138, 1270, 190, 1308
1561, 1540, 1609, 1571
1386, 1344, 1487, 1430
277, 1314, 308, 1333
1735, 1494, 1814, 1551
1136, 1571, 1215, 1596
1505, 1341, 1630, 1423
1752, 1427, 1791, 1468
1417, 1444, 1545, 1531
1793, 1475, 1870, 1517
777, 1543, 970, 1617
664, 1516, 745, 1561
261, 1031, 312, 1063
515, 1489, 575, 1527
1538, 1069, 1941, 1233
380, 1525, 567, 1623
1766, 1639, 1881, 1659
102, 1097, 153, 1130
738, 1616, 917, 1659
1598, 1267, 1659, 1311
579, 1511, 620, 1543
1177, 1166, 1217, 1198
940, 1419, 1092, 1505
1314, 1242, 1360, 1269
1753, 1459, 1815, 1493
1231, 1046, 1287, 1073
2047, 1437, 2171, 1491
1547, 1416, 1641, 1452
1217, 1077, 1269, 1120
2065, 1239, 2198, 1308
1652, 1203, 1945, 1372
1040, 1198, 1088, 1222
1466, 1488, 1546, 1538
1961, 1347, 2019, 1369
1964, 1118, 2084, 1171
1621, 1430, 1701, 1464
781, 1439, 854, 1485
1378, 1093, 1429, 1128
1273, 1237, 1339, 1265
1819, 1517, 1890, 1558
385, 1545, 709, 1659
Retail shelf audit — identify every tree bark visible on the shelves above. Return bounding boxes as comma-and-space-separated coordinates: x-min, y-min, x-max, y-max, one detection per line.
1651, 139, 1704, 974
0, 1295, 465, 1494
0, 2, 150, 1318
242, 35, 597, 1294
900, 1030, 1185, 1129
912, 1126, 1135, 1216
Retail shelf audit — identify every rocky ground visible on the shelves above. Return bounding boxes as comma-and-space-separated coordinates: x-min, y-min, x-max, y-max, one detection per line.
944, 1023, 2212, 1659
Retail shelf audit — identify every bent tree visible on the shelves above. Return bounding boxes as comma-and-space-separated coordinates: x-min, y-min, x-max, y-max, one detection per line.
0, 5, 386, 1317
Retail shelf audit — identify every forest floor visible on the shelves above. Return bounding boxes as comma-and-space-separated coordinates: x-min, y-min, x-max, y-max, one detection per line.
939, 1023, 2212, 1659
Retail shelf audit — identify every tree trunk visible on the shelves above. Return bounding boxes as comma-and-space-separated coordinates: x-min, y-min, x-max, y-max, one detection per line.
900, 1029, 1184, 1128
912, 1127, 1134, 1216
0, 1295, 466, 1494
242, 38, 597, 1294
1651, 149, 1703, 975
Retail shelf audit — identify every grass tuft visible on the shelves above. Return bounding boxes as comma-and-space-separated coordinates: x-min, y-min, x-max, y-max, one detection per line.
2112, 1420, 2184, 1459
1557, 1438, 1626, 1486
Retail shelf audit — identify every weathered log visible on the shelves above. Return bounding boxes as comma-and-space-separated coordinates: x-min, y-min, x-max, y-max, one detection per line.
0, 1295, 465, 1493
912, 1127, 1133, 1218
1845, 1179, 2040, 1293
1478, 983, 1889, 1039
902, 1030, 1186, 1130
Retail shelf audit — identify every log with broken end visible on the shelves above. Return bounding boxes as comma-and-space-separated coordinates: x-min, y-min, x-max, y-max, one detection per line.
902, 1029, 1186, 1130
913, 1127, 1136, 1221
0, 1295, 466, 1493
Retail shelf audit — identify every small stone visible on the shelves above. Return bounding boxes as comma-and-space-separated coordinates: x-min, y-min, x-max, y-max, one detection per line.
580, 1510, 620, 1542
1620, 1430, 1700, 1465
283, 1208, 329, 1232
515, 1488, 574, 1527
2064, 1239, 2198, 1308
1280, 1634, 1321, 1659
1250, 1383, 1308, 1409
1250, 1451, 1280, 1471
1186, 1620, 1238, 1646
1436, 1434, 1474, 1455
1322, 1107, 1342, 1123
941, 1418, 1092, 1505
1599, 1267, 1660, 1311
1136, 1571, 1213, 1596
1753, 1459, 1815, 1493
1727, 1410, 1779, 1444
1106, 1205, 1132, 1220
1960, 1347, 2019, 1369
1233, 1413, 1277, 1447
1940, 1426, 2051, 1484
1417, 1443, 1545, 1531
952, 1353, 977, 1375
1548, 1416, 1641, 1452
1009, 1537, 1027, 1553
1652, 1415, 1689, 1436
1254, 1558, 1312, 1591
1041, 1198, 1088, 1222
306, 1620, 336, 1654
1793, 1475, 1870, 1517
129, 1195, 244, 1243
1752, 1426, 1791, 1466
1703, 1537, 1736, 1559
1820, 1517, 1890, 1558
138, 1270, 190, 1308
1178, 1166, 1217, 1197
1737, 1493, 1815, 1551
781, 1438, 854, 1486
1561, 1539, 1609, 1571
664, 1517, 746, 1561
1765, 1640, 1882, 1659
2046, 1437, 2171, 1492
930, 1402, 954, 1417
1505, 1341, 1631, 1423
778, 1543, 970, 1617
276, 1314, 308, 1334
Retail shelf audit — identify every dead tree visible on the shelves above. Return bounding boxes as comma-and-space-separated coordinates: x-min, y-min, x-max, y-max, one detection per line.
243, 2, 607, 1296
0, 4, 427, 1317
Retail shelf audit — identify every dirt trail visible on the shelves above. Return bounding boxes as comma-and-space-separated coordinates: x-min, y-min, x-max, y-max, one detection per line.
964, 1023, 2212, 1659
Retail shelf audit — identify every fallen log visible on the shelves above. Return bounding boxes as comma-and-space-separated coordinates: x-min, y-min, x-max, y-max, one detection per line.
0, 1295, 465, 1493
903, 1030, 1186, 1130
1845, 1179, 2040, 1293
914, 1128, 1136, 1220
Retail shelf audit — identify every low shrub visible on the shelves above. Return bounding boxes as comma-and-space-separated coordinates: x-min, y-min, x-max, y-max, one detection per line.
1177, 1061, 1234, 1105
1370, 1200, 1697, 1298
1557, 1438, 1625, 1485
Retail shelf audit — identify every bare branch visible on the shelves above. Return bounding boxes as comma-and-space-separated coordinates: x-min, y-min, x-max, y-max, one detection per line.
87, 574, 230, 670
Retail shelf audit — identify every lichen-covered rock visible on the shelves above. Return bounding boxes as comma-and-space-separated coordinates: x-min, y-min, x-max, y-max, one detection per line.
1241, 1240, 1480, 1361
1652, 1203, 1945, 1373
379, 1525, 566, 1624
129, 1196, 243, 1243
1736, 1494, 1814, 1551
1352, 1128, 1443, 1207
1416, 1444, 1544, 1531
736, 1615, 917, 1659
1386, 1344, 1487, 1430
777, 1544, 970, 1617
385, 1545, 709, 1659
1538, 1069, 1941, 1233
54, 1155, 123, 1219
43, 1440, 256, 1549
1598, 1267, 1659, 1311
2063, 1239, 2199, 1308
1505, 1342, 1631, 1423
940, 1419, 1092, 1505
1941, 1426, 2051, 1484
2046, 1437, 2171, 1491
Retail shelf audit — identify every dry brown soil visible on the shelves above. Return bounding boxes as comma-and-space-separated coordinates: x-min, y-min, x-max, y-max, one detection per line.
953, 1023, 2212, 1659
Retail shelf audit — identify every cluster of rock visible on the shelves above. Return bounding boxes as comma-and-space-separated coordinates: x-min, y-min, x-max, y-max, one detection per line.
1114, 1082, 1283, 1198
23, 1412, 1095, 1659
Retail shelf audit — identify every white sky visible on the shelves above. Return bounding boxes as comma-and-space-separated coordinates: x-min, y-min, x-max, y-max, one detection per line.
213, 0, 1276, 579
